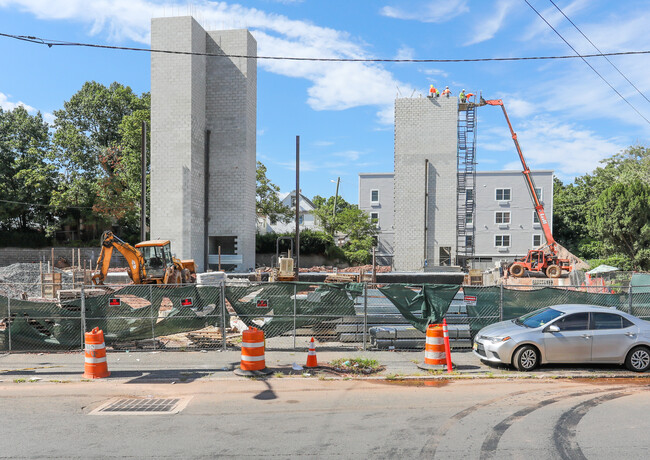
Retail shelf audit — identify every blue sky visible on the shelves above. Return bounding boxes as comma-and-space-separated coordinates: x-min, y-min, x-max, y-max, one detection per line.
1, 0, 649, 204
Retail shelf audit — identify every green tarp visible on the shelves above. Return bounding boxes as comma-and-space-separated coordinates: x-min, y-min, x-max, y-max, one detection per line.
378, 284, 459, 332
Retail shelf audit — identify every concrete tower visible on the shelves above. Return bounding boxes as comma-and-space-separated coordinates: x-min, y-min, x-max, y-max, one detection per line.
393, 97, 458, 271
150, 17, 256, 272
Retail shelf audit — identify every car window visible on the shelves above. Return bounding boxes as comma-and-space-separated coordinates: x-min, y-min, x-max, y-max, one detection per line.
554, 312, 589, 331
592, 312, 633, 330
517, 307, 564, 328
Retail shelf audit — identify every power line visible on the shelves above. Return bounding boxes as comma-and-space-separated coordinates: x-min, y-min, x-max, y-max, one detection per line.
548, 0, 650, 105
523, 0, 650, 126
2, 31, 650, 63
0, 198, 94, 209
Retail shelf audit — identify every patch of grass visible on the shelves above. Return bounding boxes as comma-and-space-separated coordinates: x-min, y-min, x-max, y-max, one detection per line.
80, 379, 92, 382
385, 373, 402, 380
49, 379, 72, 383
485, 372, 494, 379
274, 372, 284, 378
410, 359, 420, 365
427, 369, 443, 376
13, 378, 26, 383
330, 357, 383, 375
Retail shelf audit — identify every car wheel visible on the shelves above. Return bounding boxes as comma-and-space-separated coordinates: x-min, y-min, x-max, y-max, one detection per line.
625, 346, 650, 372
546, 265, 561, 278
510, 263, 525, 277
513, 345, 539, 371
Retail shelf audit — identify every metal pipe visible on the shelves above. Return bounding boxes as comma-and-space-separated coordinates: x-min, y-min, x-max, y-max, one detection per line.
7, 297, 11, 352
149, 284, 156, 351
295, 135, 300, 279
423, 159, 429, 268
204, 129, 211, 272
141, 121, 147, 242
293, 284, 297, 350
221, 281, 227, 351
80, 284, 86, 346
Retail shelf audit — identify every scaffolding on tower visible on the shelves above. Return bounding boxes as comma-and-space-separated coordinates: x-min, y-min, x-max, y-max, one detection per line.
456, 92, 478, 267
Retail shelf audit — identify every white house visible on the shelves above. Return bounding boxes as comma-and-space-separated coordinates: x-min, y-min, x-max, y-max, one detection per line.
257, 191, 320, 234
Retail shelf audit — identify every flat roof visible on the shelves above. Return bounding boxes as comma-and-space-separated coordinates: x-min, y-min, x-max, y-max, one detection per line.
358, 172, 394, 176
476, 170, 554, 174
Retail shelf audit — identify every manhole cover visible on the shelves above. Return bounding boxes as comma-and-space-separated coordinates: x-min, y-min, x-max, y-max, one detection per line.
89, 397, 191, 415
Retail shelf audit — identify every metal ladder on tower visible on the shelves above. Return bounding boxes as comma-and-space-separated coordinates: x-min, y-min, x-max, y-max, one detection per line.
456, 96, 478, 266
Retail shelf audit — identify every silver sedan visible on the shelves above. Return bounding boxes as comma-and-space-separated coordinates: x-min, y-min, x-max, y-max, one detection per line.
473, 304, 650, 372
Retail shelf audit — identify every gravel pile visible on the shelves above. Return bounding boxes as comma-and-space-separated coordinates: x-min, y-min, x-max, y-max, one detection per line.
0, 263, 74, 299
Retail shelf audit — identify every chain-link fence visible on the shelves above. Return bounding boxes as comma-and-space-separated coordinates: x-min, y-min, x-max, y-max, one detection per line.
1, 280, 650, 352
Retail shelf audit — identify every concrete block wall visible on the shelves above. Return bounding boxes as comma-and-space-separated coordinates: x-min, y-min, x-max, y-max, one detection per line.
206, 30, 257, 272
151, 18, 256, 272
151, 16, 206, 266
393, 97, 458, 271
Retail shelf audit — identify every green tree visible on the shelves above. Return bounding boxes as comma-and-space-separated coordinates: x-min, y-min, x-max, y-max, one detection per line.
49, 81, 149, 240
312, 195, 377, 264
256, 161, 292, 224
0, 106, 56, 231
587, 180, 650, 270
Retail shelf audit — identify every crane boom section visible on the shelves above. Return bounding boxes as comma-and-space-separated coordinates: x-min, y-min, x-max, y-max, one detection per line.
485, 99, 556, 249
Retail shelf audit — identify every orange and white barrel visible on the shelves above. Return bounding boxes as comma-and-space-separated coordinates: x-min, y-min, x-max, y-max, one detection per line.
416, 324, 446, 370
240, 327, 266, 371
83, 327, 110, 379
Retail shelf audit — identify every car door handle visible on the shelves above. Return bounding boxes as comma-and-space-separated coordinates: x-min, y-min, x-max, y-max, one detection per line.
581, 334, 592, 339
625, 332, 636, 337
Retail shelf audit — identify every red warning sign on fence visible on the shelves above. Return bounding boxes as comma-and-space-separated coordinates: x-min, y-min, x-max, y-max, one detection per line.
464, 295, 477, 306
256, 299, 269, 308
181, 298, 193, 307
109, 297, 121, 307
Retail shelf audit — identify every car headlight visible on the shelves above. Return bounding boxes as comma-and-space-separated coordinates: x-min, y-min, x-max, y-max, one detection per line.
486, 336, 511, 343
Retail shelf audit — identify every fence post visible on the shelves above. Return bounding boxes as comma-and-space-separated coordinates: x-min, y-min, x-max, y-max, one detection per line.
80, 284, 86, 349
7, 296, 11, 352
149, 284, 156, 351
363, 282, 368, 351
499, 283, 504, 322
221, 281, 227, 351
293, 284, 297, 350
628, 284, 634, 316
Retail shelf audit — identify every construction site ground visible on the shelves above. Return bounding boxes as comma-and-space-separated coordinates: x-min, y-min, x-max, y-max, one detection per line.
1, 348, 647, 383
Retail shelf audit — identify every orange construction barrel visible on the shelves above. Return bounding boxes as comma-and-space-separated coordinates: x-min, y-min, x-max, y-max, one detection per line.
83, 327, 110, 379
234, 327, 272, 376
417, 324, 447, 370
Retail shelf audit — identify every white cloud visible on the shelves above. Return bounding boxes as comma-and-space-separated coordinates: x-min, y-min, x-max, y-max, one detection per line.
312, 140, 334, 147
481, 116, 623, 180
465, 0, 515, 46
380, 0, 469, 23
395, 45, 414, 61
0, 92, 37, 112
422, 68, 449, 78
332, 150, 364, 161
0, 0, 411, 123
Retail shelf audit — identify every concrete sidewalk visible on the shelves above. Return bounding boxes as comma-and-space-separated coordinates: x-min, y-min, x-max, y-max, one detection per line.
1, 349, 647, 383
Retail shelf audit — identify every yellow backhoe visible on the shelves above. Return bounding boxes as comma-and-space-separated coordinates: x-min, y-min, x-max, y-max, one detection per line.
92, 231, 196, 285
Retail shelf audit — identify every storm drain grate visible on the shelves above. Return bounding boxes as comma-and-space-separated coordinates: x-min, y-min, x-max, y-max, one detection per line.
90, 397, 191, 415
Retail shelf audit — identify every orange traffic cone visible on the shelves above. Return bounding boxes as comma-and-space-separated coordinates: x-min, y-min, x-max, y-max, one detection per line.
305, 337, 318, 368
83, 327, 110, 379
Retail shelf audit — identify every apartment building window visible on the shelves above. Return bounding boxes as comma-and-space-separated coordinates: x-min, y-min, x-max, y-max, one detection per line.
465, 212, 473, 225
533, 212, 540, 225
291, 196, 296, 207
299, 215, 304, 225
495, 211, 511, 224
465, 235, 474, 247
495, 235, 511, 247
533, 234, 542, 247
535, 187, 543, 201
370, 212, 379, 228
370, 190, 379, 203
495, 188, 511, 201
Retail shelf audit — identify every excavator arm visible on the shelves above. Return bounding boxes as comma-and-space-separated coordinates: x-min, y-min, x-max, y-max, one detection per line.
484, 99, 557, 255
92, 231, 148, 285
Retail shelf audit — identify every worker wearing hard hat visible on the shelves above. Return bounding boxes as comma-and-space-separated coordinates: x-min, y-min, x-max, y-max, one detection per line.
428, 84, 437, 98
459, 89, 466, 103
441, 86, 451, 97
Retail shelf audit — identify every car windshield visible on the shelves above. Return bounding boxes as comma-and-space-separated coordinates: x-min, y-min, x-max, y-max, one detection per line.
515, 307, 564, 328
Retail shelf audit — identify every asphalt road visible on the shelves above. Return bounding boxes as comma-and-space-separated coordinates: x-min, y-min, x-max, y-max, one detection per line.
1, 377, 649, 459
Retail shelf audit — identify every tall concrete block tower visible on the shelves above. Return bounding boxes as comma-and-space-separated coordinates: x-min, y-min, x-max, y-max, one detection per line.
151, 17, 256, 272
393, 97, 458, 271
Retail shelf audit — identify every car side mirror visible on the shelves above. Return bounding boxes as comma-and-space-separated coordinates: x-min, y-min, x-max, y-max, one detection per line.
545, 325, 560, 333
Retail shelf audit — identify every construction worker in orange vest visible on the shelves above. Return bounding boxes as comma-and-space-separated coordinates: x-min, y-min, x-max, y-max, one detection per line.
466, 92, 475, 102
442, 86, 451, 97
428, 84, 436, 98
